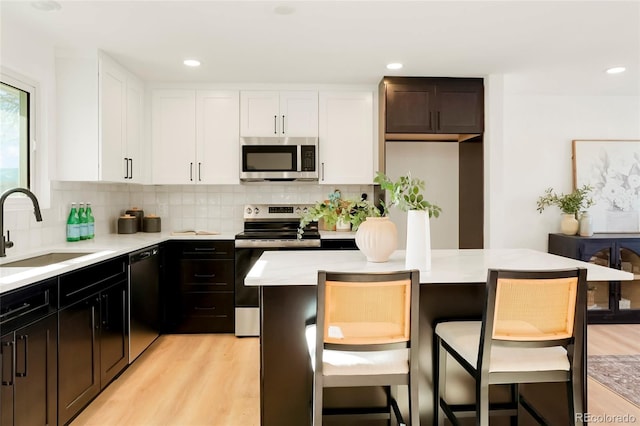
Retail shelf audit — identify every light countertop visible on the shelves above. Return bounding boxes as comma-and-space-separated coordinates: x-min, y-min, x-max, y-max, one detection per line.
0, 232, 237, 293
245, 248, 635, 286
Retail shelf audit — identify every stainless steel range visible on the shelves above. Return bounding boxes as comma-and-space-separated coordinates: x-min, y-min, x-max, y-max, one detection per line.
234, 204, 320, 336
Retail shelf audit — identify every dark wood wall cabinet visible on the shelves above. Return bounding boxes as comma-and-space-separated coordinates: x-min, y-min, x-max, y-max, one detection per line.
382, 76, 484, 140
1, 278, 58, 426
164, 240, 235, 333
549, 233, 640, 323
379, 76, 485, 249
58, 256, 129, 425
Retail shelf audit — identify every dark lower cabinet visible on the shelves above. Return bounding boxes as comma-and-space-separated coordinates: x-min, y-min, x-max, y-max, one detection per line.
1, 314, 58, 426
164, 240, 235, 333
57, 297, 100, 425
0, 278, 58, 426
58, 257, 129, 425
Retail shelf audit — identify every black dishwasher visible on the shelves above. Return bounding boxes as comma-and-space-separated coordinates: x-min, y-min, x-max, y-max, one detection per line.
129, 246, 160, 363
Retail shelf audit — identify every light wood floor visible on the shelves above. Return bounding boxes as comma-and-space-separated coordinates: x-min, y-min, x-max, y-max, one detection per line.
71, 334, 260, 426
586, 324, 640, 425
72, 325, 640, 426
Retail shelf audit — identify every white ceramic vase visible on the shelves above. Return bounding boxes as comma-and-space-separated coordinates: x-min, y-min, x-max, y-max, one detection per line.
579, 212, 593, 237
355, 217, 398, 262
405, 210, 431, 271
560, 213, 579, 235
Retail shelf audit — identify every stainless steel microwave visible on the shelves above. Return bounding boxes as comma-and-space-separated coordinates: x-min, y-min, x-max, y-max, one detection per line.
240, 137, 318, 181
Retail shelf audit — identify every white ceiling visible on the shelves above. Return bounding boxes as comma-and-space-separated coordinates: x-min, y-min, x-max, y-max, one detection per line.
2, 1, 639, 95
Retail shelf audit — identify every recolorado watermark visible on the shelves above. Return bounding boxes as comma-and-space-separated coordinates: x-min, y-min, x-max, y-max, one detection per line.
576, 413, 638, 423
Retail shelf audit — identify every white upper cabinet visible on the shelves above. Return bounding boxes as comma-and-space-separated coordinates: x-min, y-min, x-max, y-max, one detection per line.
318, 91, 375, 184
240, 91, 318, 137
56, 50, 145, 183
151, 89, 239, 185
196, 90, 240, 185
151, 90, 196, 185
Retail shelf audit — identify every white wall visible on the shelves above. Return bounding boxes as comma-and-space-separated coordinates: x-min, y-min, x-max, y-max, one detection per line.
0, 17, 56, 207
486, 73, 640, 251
385, 142, 459, 249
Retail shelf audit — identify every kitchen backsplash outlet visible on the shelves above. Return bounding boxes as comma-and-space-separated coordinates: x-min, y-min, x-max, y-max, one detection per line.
4, 181, 372, 256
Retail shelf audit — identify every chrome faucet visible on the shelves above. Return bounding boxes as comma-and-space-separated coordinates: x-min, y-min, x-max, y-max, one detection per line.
1, 187, 43, 257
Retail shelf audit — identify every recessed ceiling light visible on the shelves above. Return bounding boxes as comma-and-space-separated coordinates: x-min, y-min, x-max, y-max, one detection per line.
274, 5, 296, 15
606, 66, 626, 74
30, 1, 61, 11
386, 63, 403, 70
183, 59, 201, 67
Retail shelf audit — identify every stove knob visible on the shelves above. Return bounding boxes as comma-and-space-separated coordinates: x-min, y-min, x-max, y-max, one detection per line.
302, 207, 308, 214
246, 207, 252, 215
295, 207, 301, 214
254, 207, 260, 215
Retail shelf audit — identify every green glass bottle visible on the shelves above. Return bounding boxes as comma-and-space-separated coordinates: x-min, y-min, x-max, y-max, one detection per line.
78, 202, 88, 240
66, 202, 80, 242
86, 202, 95, 239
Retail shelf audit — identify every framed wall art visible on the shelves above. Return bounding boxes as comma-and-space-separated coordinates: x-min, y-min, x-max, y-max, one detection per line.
573, 139, 640, 233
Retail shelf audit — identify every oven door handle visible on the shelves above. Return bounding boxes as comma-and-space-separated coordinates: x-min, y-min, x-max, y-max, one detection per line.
234, 239, 321, 249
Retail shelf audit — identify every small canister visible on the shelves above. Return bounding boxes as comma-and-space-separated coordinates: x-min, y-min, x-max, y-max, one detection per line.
125, 207, 144, 232
143, 214, 162, 233
117, 215, 137, 234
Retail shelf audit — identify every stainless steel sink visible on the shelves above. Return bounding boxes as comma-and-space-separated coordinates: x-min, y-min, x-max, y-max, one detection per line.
1, 252, 94, 268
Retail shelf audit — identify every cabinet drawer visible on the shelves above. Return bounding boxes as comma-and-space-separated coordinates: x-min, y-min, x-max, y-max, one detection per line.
59, 257, 127, 307
173, 241, 234, 259
177, 292, 234, 333
179, 259, 234, 291
0, 278, 58, 333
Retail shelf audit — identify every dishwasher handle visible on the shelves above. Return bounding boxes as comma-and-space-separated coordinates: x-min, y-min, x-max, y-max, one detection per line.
130, 247, 159, 264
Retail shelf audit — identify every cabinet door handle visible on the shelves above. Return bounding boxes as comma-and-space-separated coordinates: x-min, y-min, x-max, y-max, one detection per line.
102, 294, 109, 327
282, 115, 285, 134
194, 247, 216, 252
429, 111, 433, 130
194, 306, 217, 311
190, 162, 194, 181
124, 158, 129, 179
274, 115, 278, 134
194, 273, 216, 278
198, 162, 202, 182
436, 111, 441, 131
1, 341, 14, 386
129, 158, 134, 180
321, 162, 325, 181
16, 335, 27, 378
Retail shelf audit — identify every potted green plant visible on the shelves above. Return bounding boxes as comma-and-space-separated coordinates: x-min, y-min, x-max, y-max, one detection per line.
364, 171, 441, 268
298, 190, 378, 237
374, 171, 442, 217
536, 185, 594, 235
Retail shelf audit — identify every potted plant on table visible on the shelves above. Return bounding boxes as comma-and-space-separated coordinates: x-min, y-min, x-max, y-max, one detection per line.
536, 185, 594, 235
373, 171, 442, 269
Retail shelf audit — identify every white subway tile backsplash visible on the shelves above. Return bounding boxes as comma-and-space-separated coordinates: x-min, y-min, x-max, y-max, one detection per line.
2, 181, 372, 256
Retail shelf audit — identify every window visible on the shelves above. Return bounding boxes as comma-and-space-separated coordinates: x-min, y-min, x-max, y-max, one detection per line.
0, 78, 32, 193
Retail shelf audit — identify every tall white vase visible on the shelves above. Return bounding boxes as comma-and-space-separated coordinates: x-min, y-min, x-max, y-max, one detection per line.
355, 217, 398, 262
405, 210, 431, 271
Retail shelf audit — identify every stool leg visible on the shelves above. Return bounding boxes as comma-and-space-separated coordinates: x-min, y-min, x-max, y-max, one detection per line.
569, 377, 583, 426
409, 372, 419, 425
313, 374, 323, 426
435, 337, 448, 426
477, 379, 489, 426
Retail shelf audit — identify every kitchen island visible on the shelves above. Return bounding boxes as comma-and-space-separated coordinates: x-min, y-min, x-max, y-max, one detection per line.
246, 249, 633, 425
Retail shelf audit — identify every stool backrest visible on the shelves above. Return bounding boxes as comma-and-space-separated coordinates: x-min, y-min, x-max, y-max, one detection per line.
318, 270, 419, 347
493, 275, 578, 341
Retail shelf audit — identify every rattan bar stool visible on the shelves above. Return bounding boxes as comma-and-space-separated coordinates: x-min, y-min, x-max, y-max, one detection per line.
305, 270, 420, 425
434, 268, 587, 425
